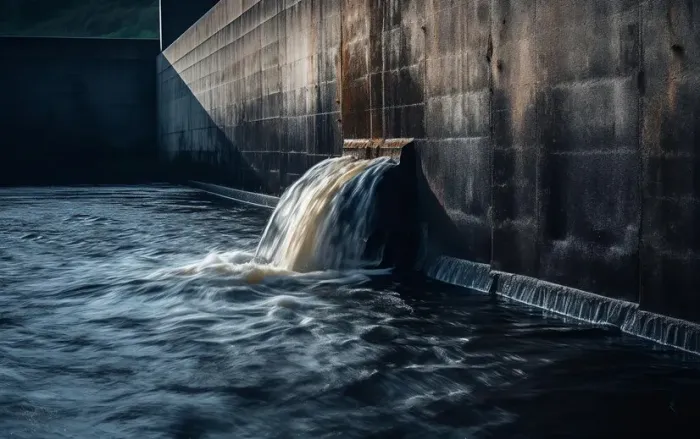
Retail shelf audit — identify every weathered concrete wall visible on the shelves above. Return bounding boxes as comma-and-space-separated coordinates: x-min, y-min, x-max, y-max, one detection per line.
0, 37, 160, 185
158, 0, 700, 324
641, 1, 700, 323
158, 0, 342, 194
490, 1, 642, 302
419, 1, 493, 265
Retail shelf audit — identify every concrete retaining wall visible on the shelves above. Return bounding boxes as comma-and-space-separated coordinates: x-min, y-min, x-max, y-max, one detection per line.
158, 1, 700, 326
0, 37, 160, 185
157, 0, 343, 194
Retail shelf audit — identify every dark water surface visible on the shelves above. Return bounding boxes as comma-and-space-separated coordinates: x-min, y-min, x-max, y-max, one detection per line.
1, 186, 700, 438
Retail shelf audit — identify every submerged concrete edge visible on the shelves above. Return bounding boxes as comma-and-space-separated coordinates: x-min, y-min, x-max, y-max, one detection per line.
189, 181, 279, 209
425, 255, 700, 355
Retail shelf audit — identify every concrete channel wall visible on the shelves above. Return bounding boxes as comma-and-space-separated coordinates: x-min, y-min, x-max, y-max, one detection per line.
158, 0, 343, 194
157, 1, 700, 333
0, 37, 160, 185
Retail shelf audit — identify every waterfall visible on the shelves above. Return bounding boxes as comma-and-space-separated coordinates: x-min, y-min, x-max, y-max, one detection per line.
254, 156, 398, 272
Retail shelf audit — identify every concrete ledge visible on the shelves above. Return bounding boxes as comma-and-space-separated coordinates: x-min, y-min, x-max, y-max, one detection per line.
189, 181, 279, 209
343, 138, 414, 160
425, 255, 700, 355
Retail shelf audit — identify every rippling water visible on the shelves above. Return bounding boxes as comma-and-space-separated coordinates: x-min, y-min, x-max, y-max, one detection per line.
1, 186, 700, 438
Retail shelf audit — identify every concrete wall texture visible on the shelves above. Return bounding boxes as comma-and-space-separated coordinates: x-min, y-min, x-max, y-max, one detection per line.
157, 1, 700, 324
0, 37, 160, 185
158, 0, 343, 194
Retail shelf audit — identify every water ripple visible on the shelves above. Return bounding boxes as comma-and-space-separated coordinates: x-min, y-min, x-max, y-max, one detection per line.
1, 186, 699, 438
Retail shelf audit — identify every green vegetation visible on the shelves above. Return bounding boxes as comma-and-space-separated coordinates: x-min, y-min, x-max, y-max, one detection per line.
0, 0, 159, 39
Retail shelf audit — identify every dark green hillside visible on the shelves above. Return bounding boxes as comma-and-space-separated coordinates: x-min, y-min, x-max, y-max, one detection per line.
0, 0, 159, 39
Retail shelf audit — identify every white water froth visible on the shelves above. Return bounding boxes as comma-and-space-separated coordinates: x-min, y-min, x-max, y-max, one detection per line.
151, 250, 292, 284
254, 156, 397, 272
156, 156, 397, 284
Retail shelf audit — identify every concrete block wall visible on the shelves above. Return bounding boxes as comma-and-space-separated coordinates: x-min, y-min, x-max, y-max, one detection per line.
489, 1, 642, 302
0, 37, 160, 185
340, 0, 425, 140
490, 0, 539, 278
158, 0, 700, 324
536, 1, 641, 303
422, 0, 700, 322
157, 0, 343, 194
418, 0, 493, 265
640, 1, 700, 323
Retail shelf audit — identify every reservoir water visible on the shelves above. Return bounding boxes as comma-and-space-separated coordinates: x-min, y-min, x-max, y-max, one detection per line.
2, 178, 700, 437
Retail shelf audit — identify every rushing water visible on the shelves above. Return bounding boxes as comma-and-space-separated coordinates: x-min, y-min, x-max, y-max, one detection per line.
255, 156, 397, 272
2, 180, 700, 438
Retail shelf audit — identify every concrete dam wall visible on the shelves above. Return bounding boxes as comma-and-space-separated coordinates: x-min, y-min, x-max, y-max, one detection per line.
157, 0, 700, 345
0, 36, 160, 185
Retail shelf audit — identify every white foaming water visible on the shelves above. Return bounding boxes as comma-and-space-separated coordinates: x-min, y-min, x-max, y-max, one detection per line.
254, 156, 397, 272
160, 156, 397, 284
160, 250, 293, 284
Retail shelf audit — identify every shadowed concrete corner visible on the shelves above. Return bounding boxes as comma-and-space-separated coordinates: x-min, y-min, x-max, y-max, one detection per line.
158, 54, 269, 193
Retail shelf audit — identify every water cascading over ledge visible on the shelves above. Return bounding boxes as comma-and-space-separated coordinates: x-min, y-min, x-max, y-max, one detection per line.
424, 255, 700, 354
253, 155, 420, 273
